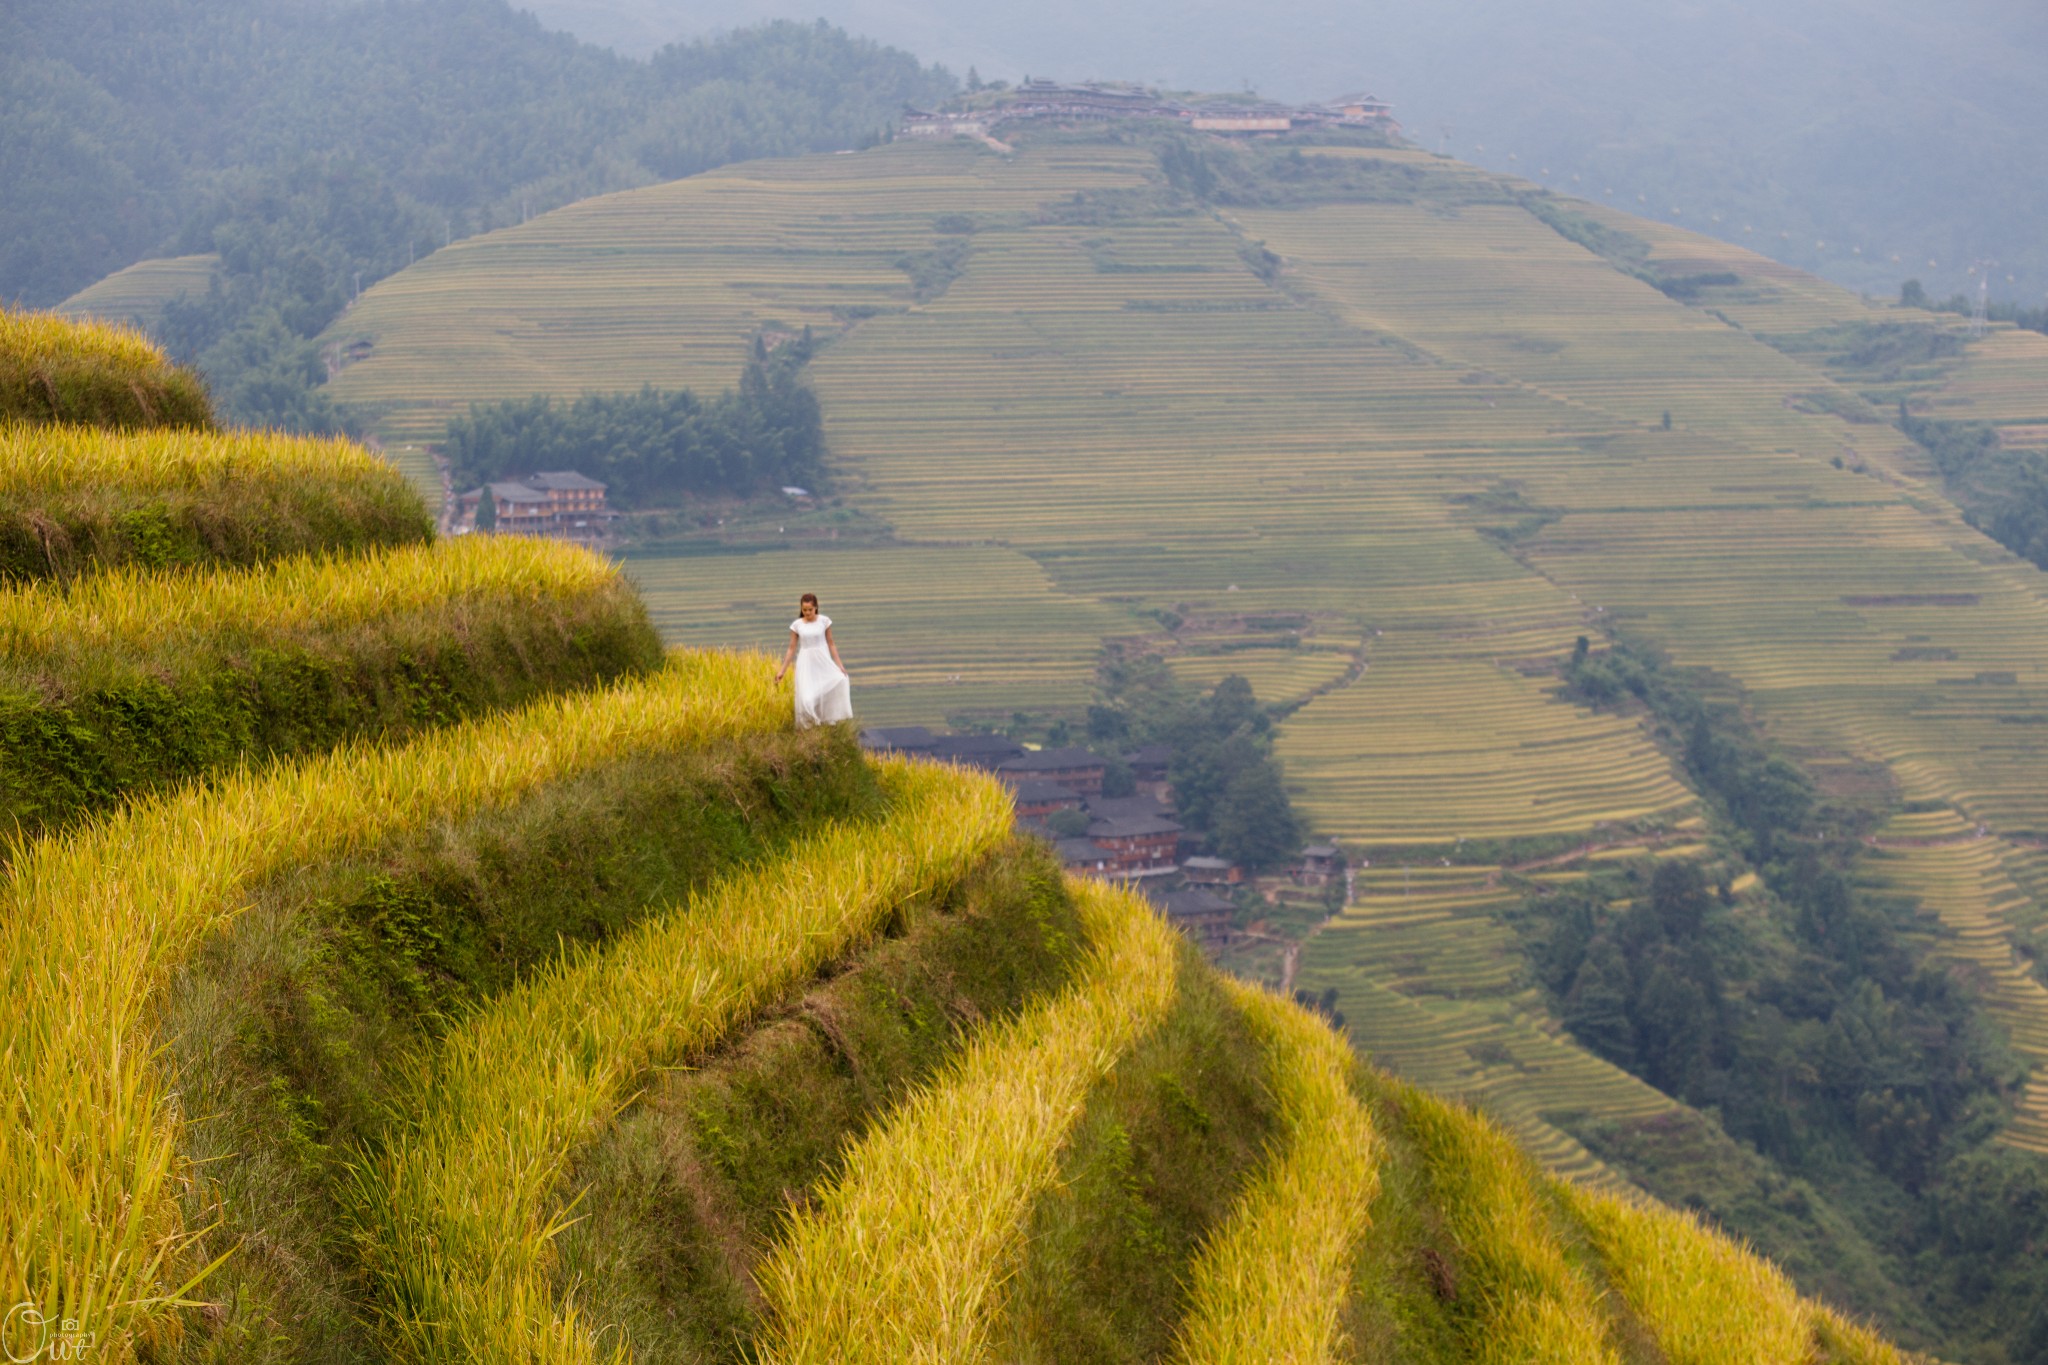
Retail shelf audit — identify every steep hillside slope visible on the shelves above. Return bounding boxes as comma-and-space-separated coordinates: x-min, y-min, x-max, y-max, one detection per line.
317, 130, 2048, 1356
0, 320, 1926, 1363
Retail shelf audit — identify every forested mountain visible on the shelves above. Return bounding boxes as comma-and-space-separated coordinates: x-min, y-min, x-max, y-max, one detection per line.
0, 0, 951, 427
524, 0, 2048, 304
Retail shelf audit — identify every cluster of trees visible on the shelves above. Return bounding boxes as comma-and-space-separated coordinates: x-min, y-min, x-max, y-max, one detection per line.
1, 0, 953, 429
1089, 656, 1303, 869
444, 342, 825, 507
1541, 639, 2046, 1355
1899, 407, 2048, 574
1902, 280, 2048, 337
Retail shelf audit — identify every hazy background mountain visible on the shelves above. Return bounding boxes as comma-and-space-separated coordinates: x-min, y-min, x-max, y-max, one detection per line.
0, 0, 949, 425
519, 0, 2048, 304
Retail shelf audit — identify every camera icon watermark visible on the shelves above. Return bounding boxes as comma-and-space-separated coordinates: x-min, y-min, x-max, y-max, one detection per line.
2, 1304, 95, 1363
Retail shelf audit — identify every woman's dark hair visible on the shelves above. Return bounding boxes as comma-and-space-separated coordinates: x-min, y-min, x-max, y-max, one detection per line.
800, 592, 819, 609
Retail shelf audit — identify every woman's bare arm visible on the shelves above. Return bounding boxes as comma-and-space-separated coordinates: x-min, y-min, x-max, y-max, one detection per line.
774, 629, 799, 681
825, 625, 849, 675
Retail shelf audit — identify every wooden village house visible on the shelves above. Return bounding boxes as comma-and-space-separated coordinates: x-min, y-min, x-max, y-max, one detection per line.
460, 471, 613, 544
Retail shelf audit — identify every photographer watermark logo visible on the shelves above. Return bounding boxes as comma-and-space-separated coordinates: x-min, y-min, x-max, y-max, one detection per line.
2, 1303, 95, 1363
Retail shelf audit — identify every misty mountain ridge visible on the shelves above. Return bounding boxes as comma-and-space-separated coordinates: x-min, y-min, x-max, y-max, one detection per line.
519, 0, 2048, 304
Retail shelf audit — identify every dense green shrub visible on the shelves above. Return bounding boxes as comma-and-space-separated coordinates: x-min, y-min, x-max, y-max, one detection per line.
443, 345, 826, 506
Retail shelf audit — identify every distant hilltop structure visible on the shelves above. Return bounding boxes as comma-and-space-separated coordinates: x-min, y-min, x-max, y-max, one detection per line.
900, 79, 1396, 142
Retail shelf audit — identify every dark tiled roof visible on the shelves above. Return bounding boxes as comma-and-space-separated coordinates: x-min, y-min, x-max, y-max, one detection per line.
1087, 814, 1182, 839
1084, 794, 1167, 822
1148, 888, 1235, 919
1055, 837, 1105, 865
860, 726, 937, 751
1005, 779, 1082, 804
476, 482, 550, 503
929, 734, 1023, 758
1124, 743, 1174, 769
997, 747, 1106, 773
522, 471, 606, 491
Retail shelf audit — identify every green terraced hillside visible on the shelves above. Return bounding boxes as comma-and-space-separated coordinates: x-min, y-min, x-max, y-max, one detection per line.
0, 321, 1918, 1364
318, 130, 2048, 1357
56, 254, 221, 330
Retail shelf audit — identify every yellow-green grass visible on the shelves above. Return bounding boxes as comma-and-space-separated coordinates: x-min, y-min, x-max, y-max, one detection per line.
624, 542, 1144, 724
1399, 1083, 1620, 1364
755, 877, 1180, 1365
56, 254, 222, 329
1, 533, 618, 679
1170, 979, 1379, 1365
0, 422, 432, 581
350, 754, 1011, 1364
0, 651, 785, 1354
0, 308, 213, 430
1562, 1183, 1808, 1364
0, 533, 662, 835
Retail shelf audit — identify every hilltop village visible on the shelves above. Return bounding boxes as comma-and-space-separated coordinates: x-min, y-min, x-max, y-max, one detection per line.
902, 78, 1396, 142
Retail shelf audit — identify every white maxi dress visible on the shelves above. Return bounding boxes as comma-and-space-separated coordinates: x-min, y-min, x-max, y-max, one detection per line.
790, 614, 852, 728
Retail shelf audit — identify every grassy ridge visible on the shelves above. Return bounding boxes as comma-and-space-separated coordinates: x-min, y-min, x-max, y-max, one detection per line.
986, 955, 1284, 1364
169, 724, 881, 1359
0, 536, 661, 836
1398, 1083, 1622, 1364
0, 309, 213, 430
0, 423, 432, 582
0, 652, 786, 1355
755, 878, 1181, 1364
550, 838, 1088, 1360
349, 756, 1011, 1364
1168, 981, 1380, 1365
1560, 1183, 1810, 1365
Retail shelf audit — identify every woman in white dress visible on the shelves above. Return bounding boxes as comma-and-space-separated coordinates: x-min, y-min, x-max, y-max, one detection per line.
773, 592, 853, 728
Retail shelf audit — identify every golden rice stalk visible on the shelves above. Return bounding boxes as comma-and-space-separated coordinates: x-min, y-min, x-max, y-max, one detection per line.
0, 422, 396, 499
1399, 1086, 1621, 1365
0, 309, 169, 374
0, 533, 615, 680
349, 755, 1013, 1365
1169, 980, 1379, 1365
0, 309, 212, 430
0, 652, 785, 1356
1561, 1182, 1809, 1365
755, 878, 1182, 1365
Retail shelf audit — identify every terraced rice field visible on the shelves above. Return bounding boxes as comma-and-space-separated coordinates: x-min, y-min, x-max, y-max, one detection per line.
1165, 644, 1354, 705
311, 135, 2048, 1161
1293, 863, 1681, 1189
1930, 327, 2048, 424
56, 254, 220, 327
622, 542, 1142, 723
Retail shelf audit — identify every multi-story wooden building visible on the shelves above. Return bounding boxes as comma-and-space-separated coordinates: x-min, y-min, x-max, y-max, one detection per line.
459, 471, 613, 543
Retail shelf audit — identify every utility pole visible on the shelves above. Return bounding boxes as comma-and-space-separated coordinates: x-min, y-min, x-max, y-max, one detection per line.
1438, 125, 1453, 155
1969, 259, 1997, 339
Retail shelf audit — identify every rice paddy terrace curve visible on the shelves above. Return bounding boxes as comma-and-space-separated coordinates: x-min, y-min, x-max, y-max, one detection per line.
318, 134, 2048, 1190
0, 313, 1929, 1362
